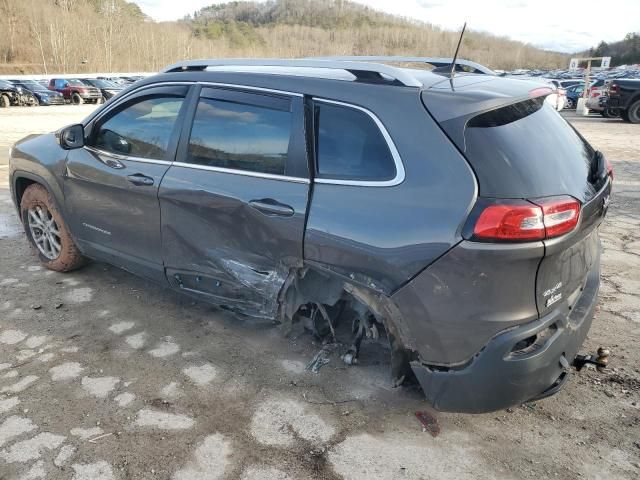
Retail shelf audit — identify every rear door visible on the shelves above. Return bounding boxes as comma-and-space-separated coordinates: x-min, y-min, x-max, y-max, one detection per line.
158, 85, 309, 318
64, 85, 190, 281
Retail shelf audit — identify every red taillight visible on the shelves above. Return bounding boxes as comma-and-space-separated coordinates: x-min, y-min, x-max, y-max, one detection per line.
472, 196, 581, 242
474, 203, 545, 241
605, 157, 614, 180
609, 84, 619, 96
535, 197, 580, 238
529, 87, 553, 98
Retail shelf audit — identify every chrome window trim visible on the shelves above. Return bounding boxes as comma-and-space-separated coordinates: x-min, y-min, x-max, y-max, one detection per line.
84, 145, 172, 166
197, 81, 303, 97
172, 162, 310, 184
312, 98, 406, 187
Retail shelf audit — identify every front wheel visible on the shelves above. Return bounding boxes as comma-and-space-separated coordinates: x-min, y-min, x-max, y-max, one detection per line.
0, 94, 10, 108
565, 99, 574, 109
71, 93, 84, 105
20, 184, 87, 272
627, 100, 640, 124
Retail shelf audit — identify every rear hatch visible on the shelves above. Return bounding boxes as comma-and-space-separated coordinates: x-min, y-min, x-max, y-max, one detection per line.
422, 76, 612, 316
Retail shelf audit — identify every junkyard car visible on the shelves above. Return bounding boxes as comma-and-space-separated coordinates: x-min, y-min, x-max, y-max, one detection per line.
9, 58, 613, 413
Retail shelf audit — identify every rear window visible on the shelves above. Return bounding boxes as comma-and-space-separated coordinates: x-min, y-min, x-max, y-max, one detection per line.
314, 102, 396, 181
461, 97, 598, 202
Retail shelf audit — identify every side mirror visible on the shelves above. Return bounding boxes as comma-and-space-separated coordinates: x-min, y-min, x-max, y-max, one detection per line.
59, 124, 85, 150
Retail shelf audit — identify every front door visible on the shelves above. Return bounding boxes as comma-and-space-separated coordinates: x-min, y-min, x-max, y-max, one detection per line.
159, 85, 309, 318
64, 85, 190, 281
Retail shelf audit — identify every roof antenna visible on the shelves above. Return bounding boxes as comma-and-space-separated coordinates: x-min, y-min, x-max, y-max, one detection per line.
450, 22, 467, 78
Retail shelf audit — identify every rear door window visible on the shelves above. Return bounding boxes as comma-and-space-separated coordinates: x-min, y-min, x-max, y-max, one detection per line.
314, 101, 396, 181
186, 93, 292, 176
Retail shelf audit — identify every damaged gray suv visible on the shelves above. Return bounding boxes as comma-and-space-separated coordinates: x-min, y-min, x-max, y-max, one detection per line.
9, 57, 613, 413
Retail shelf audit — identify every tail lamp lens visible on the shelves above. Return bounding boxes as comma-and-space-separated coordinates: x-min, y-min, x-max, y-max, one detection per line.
536, 197, 580, 238
474, 204, 544, 241
472, 196, 580, 242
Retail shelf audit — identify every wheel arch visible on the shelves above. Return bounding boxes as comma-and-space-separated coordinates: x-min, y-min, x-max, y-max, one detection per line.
12, 171, 65, 221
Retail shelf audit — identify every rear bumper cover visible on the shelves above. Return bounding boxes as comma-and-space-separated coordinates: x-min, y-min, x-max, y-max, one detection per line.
411, 254, 600, 413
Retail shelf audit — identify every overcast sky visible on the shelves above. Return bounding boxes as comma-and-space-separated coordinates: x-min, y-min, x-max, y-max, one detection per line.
131, 0, 640, 52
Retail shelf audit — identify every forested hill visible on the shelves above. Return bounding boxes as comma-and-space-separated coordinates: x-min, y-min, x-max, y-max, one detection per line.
585, 33, 640, 66
0, 0, 567, 75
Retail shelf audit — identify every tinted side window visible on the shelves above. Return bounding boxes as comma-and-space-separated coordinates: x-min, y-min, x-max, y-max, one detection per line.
92, 96, 184, 160
314, 102, 396, 181
187, 97, 291, 175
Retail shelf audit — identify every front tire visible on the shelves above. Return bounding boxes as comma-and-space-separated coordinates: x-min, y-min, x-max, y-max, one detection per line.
71, 93, 84, 105
20, 184, 86, 272
0, 94, 10, 108
627, 100, 640, 124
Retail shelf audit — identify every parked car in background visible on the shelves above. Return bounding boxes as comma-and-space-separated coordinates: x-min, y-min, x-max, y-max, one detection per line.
48, 78, 103, 105
606, 78, 640, 123
0, 79, 19, 107
8, 57, 612, 413
9, 79, 65, 105
585, 79, 614, 116
80, 78, 124, 101
549, 79, 583, 89
565, 84, 585, 109
97, 76, 134, 86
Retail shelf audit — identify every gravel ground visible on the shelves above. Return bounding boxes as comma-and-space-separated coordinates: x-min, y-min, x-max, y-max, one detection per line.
0, 106, 638, 480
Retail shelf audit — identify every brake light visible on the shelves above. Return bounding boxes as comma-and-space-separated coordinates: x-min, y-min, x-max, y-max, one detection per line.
609, 84, 619, 96
535, 197, 580, 238
529, 87, 553, 98
472, 196, 581, 242
474, 203, 545, 241
605, 157, 614, 180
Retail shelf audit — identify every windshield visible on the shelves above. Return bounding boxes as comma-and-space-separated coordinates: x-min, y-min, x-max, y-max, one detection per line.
89, 79, 119, 88
17, 80, 45, 90
0, 80, 14, 89
67, 79, 87, 86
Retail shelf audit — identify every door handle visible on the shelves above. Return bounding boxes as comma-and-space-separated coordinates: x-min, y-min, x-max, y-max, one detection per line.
249, 199, 295, 217
127, 174, 154, 186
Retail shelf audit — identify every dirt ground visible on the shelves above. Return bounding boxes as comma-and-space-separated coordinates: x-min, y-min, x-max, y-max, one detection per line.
0, 105, 638, 480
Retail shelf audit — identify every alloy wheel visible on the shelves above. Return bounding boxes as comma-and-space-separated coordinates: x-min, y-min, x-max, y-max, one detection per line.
27, 205, 62, 260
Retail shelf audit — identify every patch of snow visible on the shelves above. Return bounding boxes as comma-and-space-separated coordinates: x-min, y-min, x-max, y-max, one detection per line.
250, 398, 335, 447
49, 362, 84, 381
183, 363, 218, 386
1, 375, 39, 394
134, 408, 195, 430
81, 376, 120, 398
1, 432, 66, 463
108, 321, 135, 334
172, 433, 231, 480
71, 461, 116, 480
24, 336, 47, 349
124, 332, 147, 349
0, 396, 20, 414
148, 338, 180, 358
0, 329, 27, 345
114, 392, 135, 407
65, 288, 93, 303
54, 444, 76, 467
70, 427, 104, 440
0, 416, 37, 448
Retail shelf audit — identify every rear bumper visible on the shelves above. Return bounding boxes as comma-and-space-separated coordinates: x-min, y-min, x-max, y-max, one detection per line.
411, 254, 600, 413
